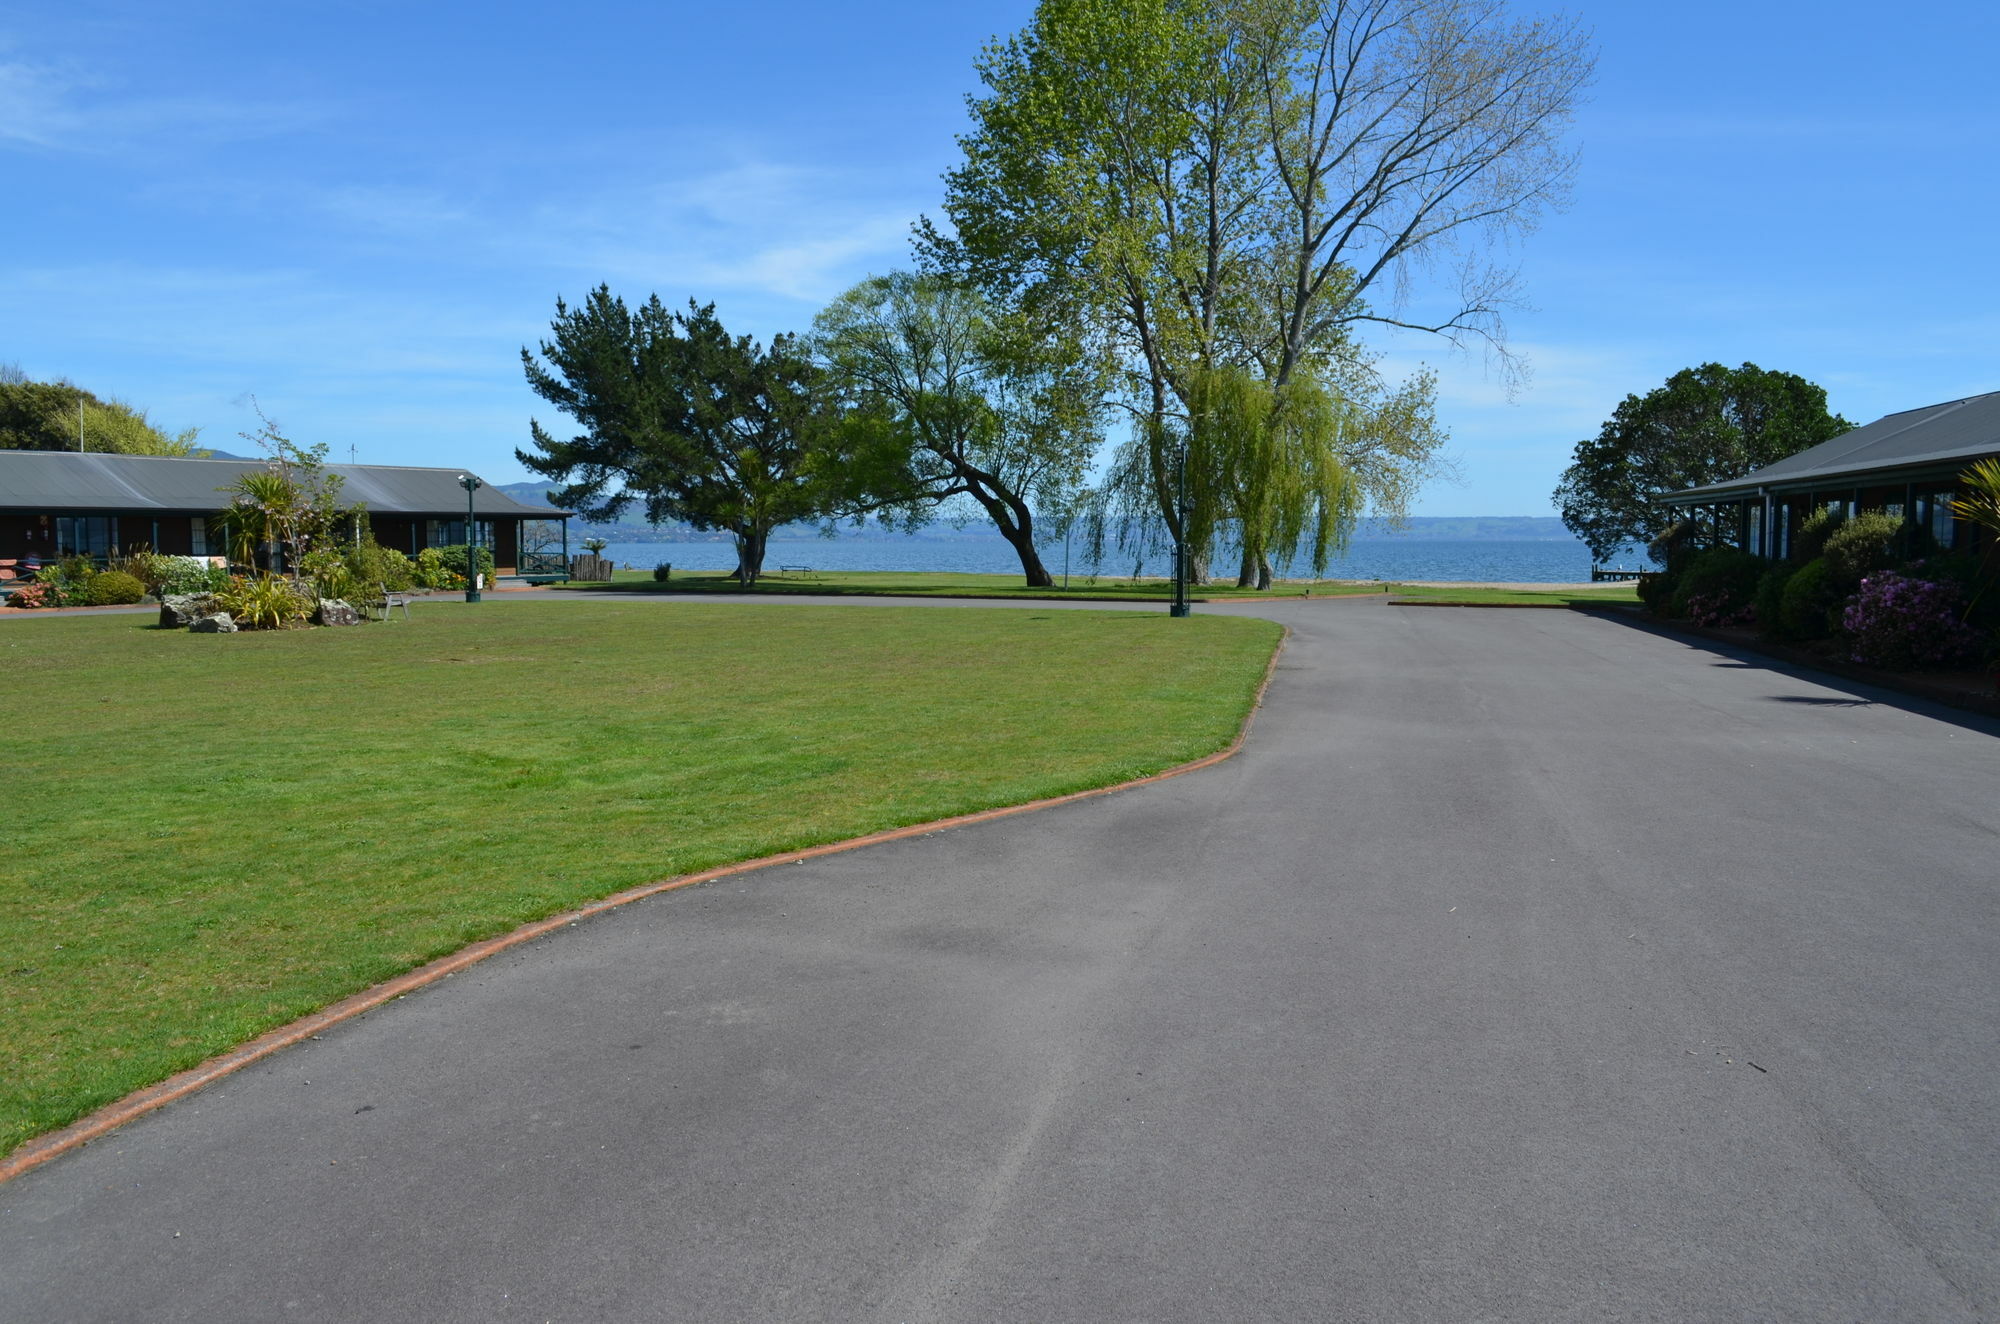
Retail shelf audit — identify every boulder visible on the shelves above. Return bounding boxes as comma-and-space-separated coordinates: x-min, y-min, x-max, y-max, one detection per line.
159, 593, 215, 628
189, 612, 238, 634
313, 598, 362, 626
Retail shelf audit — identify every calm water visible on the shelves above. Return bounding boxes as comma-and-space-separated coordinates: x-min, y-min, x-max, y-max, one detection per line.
589, 534, 1650, 584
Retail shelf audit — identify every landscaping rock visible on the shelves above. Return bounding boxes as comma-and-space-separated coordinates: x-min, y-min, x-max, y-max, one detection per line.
189, 612, 238, 634
159, 594, 217, 628
313, 599, 362, 627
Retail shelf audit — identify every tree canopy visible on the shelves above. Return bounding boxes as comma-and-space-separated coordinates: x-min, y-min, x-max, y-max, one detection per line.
813, 272, 1105, 587
1553, 363, 1853, 561
518, 289, 830, 585
0, 367, 204, 455
923, 0, 1589, 578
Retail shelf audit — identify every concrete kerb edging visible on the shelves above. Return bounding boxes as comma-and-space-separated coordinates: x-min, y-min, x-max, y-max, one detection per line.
0, 624, 1291, 1186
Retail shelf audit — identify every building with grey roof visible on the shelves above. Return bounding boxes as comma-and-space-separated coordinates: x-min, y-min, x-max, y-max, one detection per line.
1661, 391, 2000, 559
0, 450, 570, 580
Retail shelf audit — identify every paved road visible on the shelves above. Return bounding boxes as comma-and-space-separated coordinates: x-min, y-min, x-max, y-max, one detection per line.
5, 599, 1997, 1322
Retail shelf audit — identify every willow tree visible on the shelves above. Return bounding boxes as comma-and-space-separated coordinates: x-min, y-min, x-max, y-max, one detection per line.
929, 0, 1587, 583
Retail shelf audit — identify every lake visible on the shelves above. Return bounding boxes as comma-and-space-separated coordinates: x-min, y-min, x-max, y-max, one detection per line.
585, 533, 1652, 584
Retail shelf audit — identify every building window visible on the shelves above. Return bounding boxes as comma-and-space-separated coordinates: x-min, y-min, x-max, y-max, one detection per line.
426, 519, 493, 549
191, 516, 208, 557
1922, 491, 1955, 550
55, 516, 115, 558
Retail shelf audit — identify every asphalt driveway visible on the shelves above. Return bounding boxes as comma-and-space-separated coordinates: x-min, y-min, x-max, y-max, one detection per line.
4, 598, 1996, 1321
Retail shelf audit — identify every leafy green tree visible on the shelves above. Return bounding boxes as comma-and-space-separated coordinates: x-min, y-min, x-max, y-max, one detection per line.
1553, 363, 1852, 561
813, 272, 1105, 587
519, 288, 829, 586
926, 0, 1581, 583
0, 373, 204, 454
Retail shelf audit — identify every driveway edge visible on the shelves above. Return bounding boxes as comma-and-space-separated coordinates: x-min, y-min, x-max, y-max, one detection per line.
0, 626, 1289, 1186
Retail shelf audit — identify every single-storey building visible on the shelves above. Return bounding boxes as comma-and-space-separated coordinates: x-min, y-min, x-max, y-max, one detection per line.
0, 450, 571, 578
1662, 390, 2000, 559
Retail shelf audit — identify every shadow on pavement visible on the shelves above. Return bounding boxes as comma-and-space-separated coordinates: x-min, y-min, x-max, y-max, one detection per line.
1580, 607, 2000, 739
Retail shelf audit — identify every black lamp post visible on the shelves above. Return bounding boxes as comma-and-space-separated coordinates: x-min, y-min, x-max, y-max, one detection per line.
458, 474, 483, 603
1170, 439, 1191, 618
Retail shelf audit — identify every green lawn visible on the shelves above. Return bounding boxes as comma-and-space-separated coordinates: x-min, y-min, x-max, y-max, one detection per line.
2, 601, 1281, 1156
551, 567, 1404, 600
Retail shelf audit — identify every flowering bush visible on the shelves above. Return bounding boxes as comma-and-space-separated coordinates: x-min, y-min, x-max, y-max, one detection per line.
7, 581, 51, 608
1842, 572, 1979, 671
1683, 590, 1755, 628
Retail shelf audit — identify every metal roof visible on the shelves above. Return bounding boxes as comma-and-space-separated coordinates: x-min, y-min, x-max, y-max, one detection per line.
1666, 390, 2000, 503
0, 450, 569, 518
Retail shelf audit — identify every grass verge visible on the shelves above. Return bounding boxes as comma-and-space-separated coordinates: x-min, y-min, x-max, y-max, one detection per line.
2, 601, 1280, 1156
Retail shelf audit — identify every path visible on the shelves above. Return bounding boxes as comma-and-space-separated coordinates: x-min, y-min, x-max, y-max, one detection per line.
3, 599, 1996, 1321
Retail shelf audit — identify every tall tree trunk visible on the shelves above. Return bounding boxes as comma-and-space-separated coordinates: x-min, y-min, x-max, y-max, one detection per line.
732, 526, 769, 587
1256, 553, 1273, 591
1236, 545, 1256, 588
983, 496, 1054, 588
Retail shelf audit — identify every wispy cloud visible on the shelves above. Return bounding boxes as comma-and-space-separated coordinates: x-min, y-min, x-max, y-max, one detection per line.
0, 57, 330, 154
517, 158, 926, 308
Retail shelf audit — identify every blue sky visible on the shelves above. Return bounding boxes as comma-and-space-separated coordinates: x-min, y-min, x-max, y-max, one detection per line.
3, 0, 1996, 516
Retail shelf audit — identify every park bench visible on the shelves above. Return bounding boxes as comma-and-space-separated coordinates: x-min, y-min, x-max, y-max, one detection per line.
775, 564, 818, 579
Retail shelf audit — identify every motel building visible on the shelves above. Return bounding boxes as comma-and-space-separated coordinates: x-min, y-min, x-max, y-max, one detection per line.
0, 450, 571, 586
1661, 391, 2000, 559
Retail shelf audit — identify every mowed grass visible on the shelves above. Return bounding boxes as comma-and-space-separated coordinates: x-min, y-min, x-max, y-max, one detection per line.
2, 600, 1281, 1156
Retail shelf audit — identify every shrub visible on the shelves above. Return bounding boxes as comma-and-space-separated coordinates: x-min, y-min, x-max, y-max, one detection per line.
299, 547, 360, 604
1823, 511, 1905, 588
1670, 547, 1763, 621
436, 544, 495, 585
7, 581, 51, 608
1792, 505, 1846, 563
653, 562, 674, 582
1779, 558, 1842, 640
413, 547, 454, 589
214, 575, 312, 630
87, 571, 147, 605
159, 556, 229, 596
1635, 572, 1674, 615
344, 539, 416, 592
1843, 573, 1980, 671
114, 550, 172, 597
1753, 564, 1796, 637
34, 557, 98, 607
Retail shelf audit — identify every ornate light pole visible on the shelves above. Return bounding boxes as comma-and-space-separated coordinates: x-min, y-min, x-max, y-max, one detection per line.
458, 474, 483, 603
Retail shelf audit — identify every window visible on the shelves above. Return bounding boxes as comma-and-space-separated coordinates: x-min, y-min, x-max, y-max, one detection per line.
191, 516, 208, 557
55, 516, 115, 558
425, 519, 493, 549
1921, 491, 1955, 550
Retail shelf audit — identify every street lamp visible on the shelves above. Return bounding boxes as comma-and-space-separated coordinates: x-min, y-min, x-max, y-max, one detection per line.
1170, 438, 1192, 618
458, 474, 483, 603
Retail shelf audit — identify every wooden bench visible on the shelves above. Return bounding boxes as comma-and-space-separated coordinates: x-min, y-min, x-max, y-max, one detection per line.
775, 564, 818, 579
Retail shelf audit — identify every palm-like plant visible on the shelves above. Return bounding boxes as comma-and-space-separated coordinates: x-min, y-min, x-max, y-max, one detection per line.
1949, 458, 2000, 625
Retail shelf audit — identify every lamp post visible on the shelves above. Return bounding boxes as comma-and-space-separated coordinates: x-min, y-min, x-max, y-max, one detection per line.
1170, 438, 1191, 618
458, 474, 483, 603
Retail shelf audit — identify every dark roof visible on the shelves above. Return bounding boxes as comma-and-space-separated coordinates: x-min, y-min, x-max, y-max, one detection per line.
0, 450, 569, 518
1666, 390, 2000, 503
